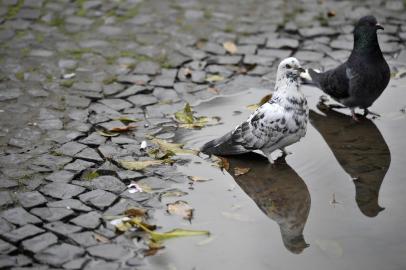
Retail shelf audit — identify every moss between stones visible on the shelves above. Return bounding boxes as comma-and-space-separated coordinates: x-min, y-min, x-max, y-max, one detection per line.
6, 0, 24, 20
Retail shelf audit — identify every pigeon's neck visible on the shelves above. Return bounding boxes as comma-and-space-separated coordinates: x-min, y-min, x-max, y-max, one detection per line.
352, 32, 382, 56
274, 77, 306, 109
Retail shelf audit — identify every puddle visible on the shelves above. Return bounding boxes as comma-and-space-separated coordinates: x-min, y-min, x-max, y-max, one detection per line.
142, 78, 406, 270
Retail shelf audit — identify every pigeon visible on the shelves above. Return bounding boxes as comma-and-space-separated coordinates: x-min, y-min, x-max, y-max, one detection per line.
301, 15, 390, 121
200, 57, 309, 163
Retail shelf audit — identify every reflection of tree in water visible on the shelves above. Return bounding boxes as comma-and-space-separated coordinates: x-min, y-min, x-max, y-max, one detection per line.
227, 153, 310, 254
310, 105, 390, 217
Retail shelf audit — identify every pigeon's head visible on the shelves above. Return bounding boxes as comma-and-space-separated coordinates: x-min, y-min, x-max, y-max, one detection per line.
354, 15, 383, 49
276, 57, 304, 81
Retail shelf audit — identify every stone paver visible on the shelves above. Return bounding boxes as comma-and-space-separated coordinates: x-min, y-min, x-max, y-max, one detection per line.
0, 0, 404, 268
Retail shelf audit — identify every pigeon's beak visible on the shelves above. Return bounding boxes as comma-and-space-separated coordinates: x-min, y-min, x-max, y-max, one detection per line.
294, 67, 305, 73
375, 23, 384, 30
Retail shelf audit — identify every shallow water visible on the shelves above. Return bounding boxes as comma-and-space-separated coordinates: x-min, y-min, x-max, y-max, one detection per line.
142, 78, 406, 270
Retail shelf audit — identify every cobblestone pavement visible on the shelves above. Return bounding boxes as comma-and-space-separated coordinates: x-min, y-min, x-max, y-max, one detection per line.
0, 0, 405, 269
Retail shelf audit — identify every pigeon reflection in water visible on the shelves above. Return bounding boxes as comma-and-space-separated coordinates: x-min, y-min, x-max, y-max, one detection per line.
227, 153, 310, 254
310, 104, 390, 217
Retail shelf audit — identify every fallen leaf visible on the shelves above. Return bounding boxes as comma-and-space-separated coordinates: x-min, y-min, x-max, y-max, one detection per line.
145, 241, 165, 256
109, 124, 136, 132
206, 74, 224, 83
234, 166, 250, 176
167, 200, 194, 221
114, 117, 142, 123
97, 130, 120, 137
119, 159, 168, 171
211, 156, 230, 170
327, 10, 336, 17
174, 103, 194, 124
93, 233, 110, 243
223, 41, 238, 54
150, 228, 209, 242
174, 103, 221, 129
247, 94, 273, 111
82, 170, 99, 181
207, 87, 220, 94
124, 207, 147, 218
152, 138, 197, 156
188, 176, 212, 182
160, 189, 188, 199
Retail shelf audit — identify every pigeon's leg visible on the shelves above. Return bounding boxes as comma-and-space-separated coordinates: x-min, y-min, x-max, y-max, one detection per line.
350, 108, 359, 121
364, 108, 381, 117
282, 148, 292, 156
267, 155, 275, 164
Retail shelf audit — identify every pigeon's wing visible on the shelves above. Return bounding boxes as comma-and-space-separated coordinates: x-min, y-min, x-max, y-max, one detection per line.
231, 102, 287, 150
310, 63, 351, 100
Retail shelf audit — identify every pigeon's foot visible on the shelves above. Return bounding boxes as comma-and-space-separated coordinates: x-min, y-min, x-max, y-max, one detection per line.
273, 155, 287, 165
282, 148, 292, 156
364, 108, 381, 118
351, 108, 360, 122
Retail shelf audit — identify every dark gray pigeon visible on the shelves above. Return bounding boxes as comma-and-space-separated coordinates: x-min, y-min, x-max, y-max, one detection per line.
201, 57, 308, 163
301, 15, 390, 121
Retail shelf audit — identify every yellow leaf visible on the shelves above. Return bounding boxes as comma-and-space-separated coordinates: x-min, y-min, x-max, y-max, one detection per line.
97, 130, 120, 137
234, 166, 250, 176
160, 189, 188, 198
188, 176, 212, 182
150, 228, 210, 242
206, 75, 224, 83
152, 138, 197, 156
119, 160, 166, 171
175, 103, 194, 124
167, 200, 194, 221
129, 219, 210, 242
246, 94, 272, 111
223, 41, 238, 54
114, 116, 142, 123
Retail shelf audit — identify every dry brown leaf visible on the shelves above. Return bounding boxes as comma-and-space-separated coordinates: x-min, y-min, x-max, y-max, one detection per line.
219, 156, 230, 170
145, 241, 165, 256
223, 41, 238, 54
208, 87, 220, 94
124, 208, 147, 218
188, 176, 212, 182
167, 200, 194, 221
109, 124, 136, 132
93, 233, 110, 243
234, 166, 250, 176
206, 74, 224, 83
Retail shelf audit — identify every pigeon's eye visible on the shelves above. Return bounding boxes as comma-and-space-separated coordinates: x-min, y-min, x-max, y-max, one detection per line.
286, 64, 292, 69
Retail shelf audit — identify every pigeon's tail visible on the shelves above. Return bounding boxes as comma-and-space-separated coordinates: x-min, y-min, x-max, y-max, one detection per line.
200, 132, 249, 156
300, 68, 321, 86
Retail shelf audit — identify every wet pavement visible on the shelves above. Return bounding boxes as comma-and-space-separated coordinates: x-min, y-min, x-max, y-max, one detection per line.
0, 0, 406, 269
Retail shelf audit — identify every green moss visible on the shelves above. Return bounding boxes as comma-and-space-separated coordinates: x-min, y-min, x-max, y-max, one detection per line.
82, 170, 100, 181
203, 8, 212, 20
6, 0, 24, 20
15, 71, 24, 81
76, 0, 87, 16
60, 79, 75, 88
21, 47, 30, 57
50, 150, 63, 156
65, 48, 93, 59
35, 32, 44, 43
102, 75, 117, 85
224, 22, 234, 33
49, 16, 65, 27
116, 4, 140, 22
119, 50, 150, 61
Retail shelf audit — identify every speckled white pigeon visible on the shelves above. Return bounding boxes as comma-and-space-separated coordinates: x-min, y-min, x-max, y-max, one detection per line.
200, 57, 309, 163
